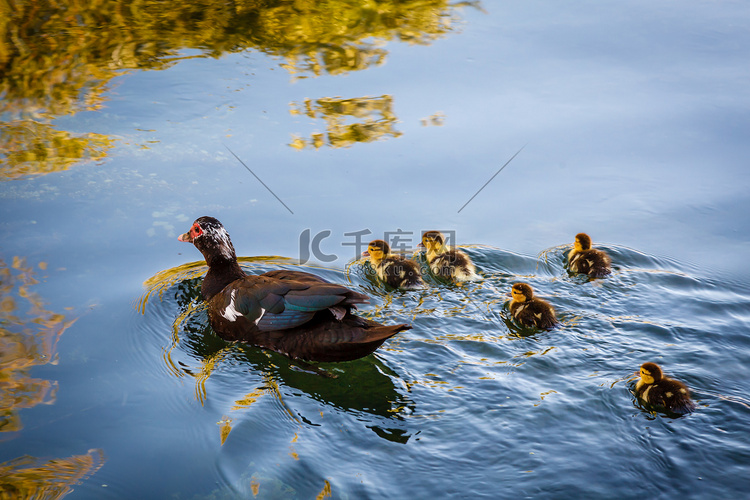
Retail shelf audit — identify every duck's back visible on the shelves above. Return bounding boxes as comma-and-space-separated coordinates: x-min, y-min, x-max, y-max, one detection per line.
511, 298, 557, 329
429, 249, 476, 281
638, 379, 695, 414
377, 256, 423, 289
570, 249, 611, 277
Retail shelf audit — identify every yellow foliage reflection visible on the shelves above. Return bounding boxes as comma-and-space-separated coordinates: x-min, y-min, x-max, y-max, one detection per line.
0, 256, 74, 433
1, 0, 474, 177
0, 449, 105, 499
0, 120, 114, 181
290, 95, 402, 149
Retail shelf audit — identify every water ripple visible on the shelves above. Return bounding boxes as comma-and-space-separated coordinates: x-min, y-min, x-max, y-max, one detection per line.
134, 245, 750, 499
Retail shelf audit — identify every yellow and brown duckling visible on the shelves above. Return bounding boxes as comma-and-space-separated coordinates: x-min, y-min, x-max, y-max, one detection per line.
419, 230, 478, 282
568, 233, 611, 278
362, 239, 424, 290
509, 282, 558, 329
635, 362, 695, 414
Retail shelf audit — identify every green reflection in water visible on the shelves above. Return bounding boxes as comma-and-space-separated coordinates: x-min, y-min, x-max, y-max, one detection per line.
1, 0, 476, 177
290, 95, 402, 149
0, 449, 105, 499
0, 256, 74, 434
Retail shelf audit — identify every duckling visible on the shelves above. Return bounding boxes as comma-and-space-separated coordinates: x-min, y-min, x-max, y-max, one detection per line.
419, 230, 478, 281
568, 233, 611, 278
362, 240, 424, 289
509, 282, 558, 329
635, 362, 695, 414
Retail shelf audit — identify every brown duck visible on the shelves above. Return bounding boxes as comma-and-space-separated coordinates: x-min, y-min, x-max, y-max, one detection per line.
568, 233, 611, 278
178, 217, 410, 362
509, 282, 558, 329
635, 362, 695, 414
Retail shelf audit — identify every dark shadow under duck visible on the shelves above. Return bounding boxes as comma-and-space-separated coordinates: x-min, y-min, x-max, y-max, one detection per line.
362, 239, 424, 290
509, 282, 558, 330
177, 217, 410, 362
635, 362, 695, 414
568, 233, 611, 278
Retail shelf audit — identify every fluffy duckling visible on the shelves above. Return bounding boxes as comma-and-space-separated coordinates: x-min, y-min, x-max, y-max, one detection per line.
419, 230, 478, 281
568, 233, 611, 278
635, 362, 695, 414
362, 240, 424, 289
509, 282, 558, 329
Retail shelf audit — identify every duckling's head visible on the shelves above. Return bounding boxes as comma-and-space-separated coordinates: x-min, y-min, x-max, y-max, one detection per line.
363, 240, 391, 264
638, 362, 663, 385
574, 233, 592, 252
421, 231, 446, 254
511, 282, 534, 303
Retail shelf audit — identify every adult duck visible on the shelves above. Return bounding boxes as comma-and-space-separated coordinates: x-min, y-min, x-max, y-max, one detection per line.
568, 233, 611, 278
419, 230, 478, 282
178, 217, 410, 362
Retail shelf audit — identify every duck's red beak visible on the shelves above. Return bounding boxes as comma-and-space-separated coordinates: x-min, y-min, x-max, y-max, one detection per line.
178, 232, 193, 243
361, 250, 370, 257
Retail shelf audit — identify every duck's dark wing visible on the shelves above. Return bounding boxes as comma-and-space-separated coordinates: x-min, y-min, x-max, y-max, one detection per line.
215, 275, 369, 332
261, 269, 328, 284
256, 315, 411, 362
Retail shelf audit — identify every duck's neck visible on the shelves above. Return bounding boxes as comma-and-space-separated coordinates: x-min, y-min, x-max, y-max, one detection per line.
201, 255, 245, 300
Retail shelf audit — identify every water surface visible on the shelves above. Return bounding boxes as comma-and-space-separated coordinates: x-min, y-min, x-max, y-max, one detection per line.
2, 0, 750, 498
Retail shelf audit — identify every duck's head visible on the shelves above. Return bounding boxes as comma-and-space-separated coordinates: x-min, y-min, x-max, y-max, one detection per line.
362, 240, 391, 264
178, 216, 236, 264
511, 282, 534, 303
637, 362, 663, 385
420, 231, 446, 255
574, 233, 592, 253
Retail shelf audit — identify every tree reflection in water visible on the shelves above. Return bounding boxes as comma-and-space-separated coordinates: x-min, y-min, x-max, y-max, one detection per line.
0, 449, 105, 499
0, 256, 73, 435
0, 0, 476, 178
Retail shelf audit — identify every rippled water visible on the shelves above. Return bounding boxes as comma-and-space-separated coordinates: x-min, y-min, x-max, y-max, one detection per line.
122, 245, 750, 499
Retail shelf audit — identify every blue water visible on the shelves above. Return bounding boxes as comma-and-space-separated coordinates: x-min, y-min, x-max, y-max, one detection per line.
2, 0, 750, 498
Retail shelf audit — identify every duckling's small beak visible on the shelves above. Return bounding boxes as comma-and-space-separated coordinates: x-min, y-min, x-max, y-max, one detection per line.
178, 232, 193, 243
417, 242, 425, 248
361, 250, 370, 257
634, 371, 640, 377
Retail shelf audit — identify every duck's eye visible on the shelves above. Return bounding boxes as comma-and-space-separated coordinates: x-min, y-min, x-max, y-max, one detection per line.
191, 224, 203, 238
